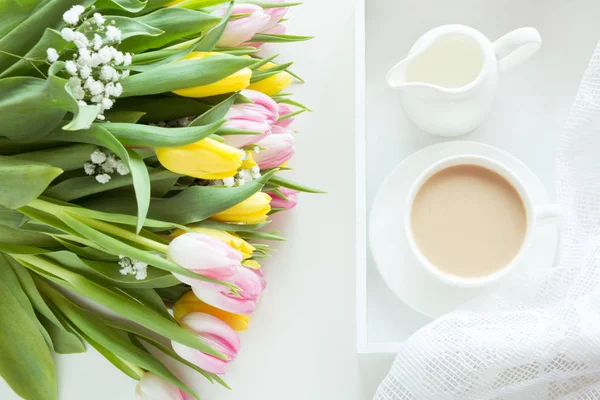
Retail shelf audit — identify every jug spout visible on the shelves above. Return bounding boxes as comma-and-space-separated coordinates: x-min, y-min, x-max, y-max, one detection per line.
386, 57, 415, 90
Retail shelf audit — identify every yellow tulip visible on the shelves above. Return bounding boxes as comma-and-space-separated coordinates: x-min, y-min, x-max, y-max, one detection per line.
174, 291, 250, 331
241, 151, 258, 169
248, 62, 293, 96
242, 259, 261, 269
171, 227, 255, 259
211, 192, 272, 224
172, 52, 252, 98
156, 138, 243, 179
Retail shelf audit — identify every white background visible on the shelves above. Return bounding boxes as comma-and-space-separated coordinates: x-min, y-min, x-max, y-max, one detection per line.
0, 1, 395, 399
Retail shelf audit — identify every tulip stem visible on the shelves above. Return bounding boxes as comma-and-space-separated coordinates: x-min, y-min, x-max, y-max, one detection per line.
73, 215, 169, 253
25, 199, 169, 253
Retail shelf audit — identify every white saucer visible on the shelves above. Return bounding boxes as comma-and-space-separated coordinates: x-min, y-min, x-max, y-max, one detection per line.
369, 141, 559, 318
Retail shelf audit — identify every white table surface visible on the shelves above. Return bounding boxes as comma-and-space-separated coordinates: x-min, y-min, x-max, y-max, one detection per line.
0, 1, 395, 399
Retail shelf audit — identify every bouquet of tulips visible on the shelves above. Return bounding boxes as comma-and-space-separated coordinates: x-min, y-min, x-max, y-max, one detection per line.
0, 0, 319, 398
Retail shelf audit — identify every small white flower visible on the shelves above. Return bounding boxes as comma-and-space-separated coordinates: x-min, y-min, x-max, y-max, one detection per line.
83, 162, 96, 175
84, 77, 104, 96
90, 94, 104, 103
223, 177, 235, 188
72, 85, 85, 100
98, 46, 116, 64
96, 114, 106, 121
120, 69, 130, 79
132, 261, 148, 280
99, 65, 118, 82
73, 31, 89, 49
253, 146, 260, 154
46, 48, 59, 63
90, 149, 107, 164
77, 100, 87, 106
105, 25, 122, 42
123, 52, 132, 66
65, 60, 78, 75
60, 28, 75, 42
93, 34, 103, 51
62, 5, 84, 25
251, 166, 261, 179
77, 48, 92, 66
101, 155, 117, 173
113, 83, 123, 97
96, 174, 111, 184
101, 97, 114, 111
79, 65, 91, 79
113, 51, 124, 65
93, 13, 105, 26
237, 178, 246, 186
116, 161, 130, 176
68, 77, 81, 88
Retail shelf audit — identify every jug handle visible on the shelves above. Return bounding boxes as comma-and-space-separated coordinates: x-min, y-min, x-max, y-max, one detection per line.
493, 27, 542, 72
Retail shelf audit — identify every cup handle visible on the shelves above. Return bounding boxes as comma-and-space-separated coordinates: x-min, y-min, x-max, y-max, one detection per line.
493, 27, 542, 73
534, 204, 563, 267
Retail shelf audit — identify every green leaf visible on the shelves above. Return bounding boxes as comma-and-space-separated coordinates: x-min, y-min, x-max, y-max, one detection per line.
191, 1, 233, 52
44, 168, 177, 202
0, 254, 54, 350
121, 54, 255, 97
121, 288, 172, 319
46, 125, 151, 230
0, 77, 65, 140
101, 15, 165, 41
40, 285, 200, 399
94, 0, 148, 13
190, 219, 268, 231
0, 0, 93, 73
0, 276, 57, 400
0, 28, 65, 78
250, 33, 314, 43
189, 93, 236, 126
39, 314, 87, 354
268, 175, 327, 194
0, 156, 62, 209
120, 8, 220, 53
102, 120, 226, 147
237, 231, 286, 241
0, 205, 28, 229
102, 110, 147, 123
23, 256, 226, 360
251, 61, 294, 83
112, 96, 211, 123
81, 170, 276, 225
13, 144, 96, 172
0, 0, 40, 40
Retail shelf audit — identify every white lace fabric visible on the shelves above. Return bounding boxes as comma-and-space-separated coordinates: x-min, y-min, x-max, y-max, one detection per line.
375, 43, 600, 400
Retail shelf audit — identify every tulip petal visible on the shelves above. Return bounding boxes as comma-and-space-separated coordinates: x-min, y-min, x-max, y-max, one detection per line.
135, 373, 188, 400
240, 89, 280, 122
263, 0, 289, 30
253, 133, 296, 169
267, 187, 299, 210
212, 5, 270, 47
179, 313, 241, 358
222, 119, 271, 148
168, 233, 242, 280
172, 341, 229, 375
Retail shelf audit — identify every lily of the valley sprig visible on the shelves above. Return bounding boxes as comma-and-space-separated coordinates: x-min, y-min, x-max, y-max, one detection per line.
0, 1, 319, 399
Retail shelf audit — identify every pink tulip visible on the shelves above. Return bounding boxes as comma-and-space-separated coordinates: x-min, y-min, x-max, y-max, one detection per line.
274, 103, 295, 128
171, 313, 240, 375
212, 5, 270, 48
252, 130, 296, 169
263, 0, 289, 30
135, 373, 192, 400
222, 118, 271, 148
191, 267, 266, 315
237, 89, 280, 122
168, 233, 242, 281
267, 187, 299, 210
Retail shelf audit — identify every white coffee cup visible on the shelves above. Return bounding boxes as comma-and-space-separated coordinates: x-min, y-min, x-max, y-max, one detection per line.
405, 155, 562, 288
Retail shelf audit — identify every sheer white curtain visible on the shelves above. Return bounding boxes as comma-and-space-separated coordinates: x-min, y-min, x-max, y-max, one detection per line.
375, 43, 600, 400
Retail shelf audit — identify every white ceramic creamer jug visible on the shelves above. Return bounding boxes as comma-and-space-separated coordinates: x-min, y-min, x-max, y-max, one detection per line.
387, 25, 542, 136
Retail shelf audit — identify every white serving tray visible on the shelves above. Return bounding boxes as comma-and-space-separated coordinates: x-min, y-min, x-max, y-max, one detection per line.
355, 0, 600, 353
